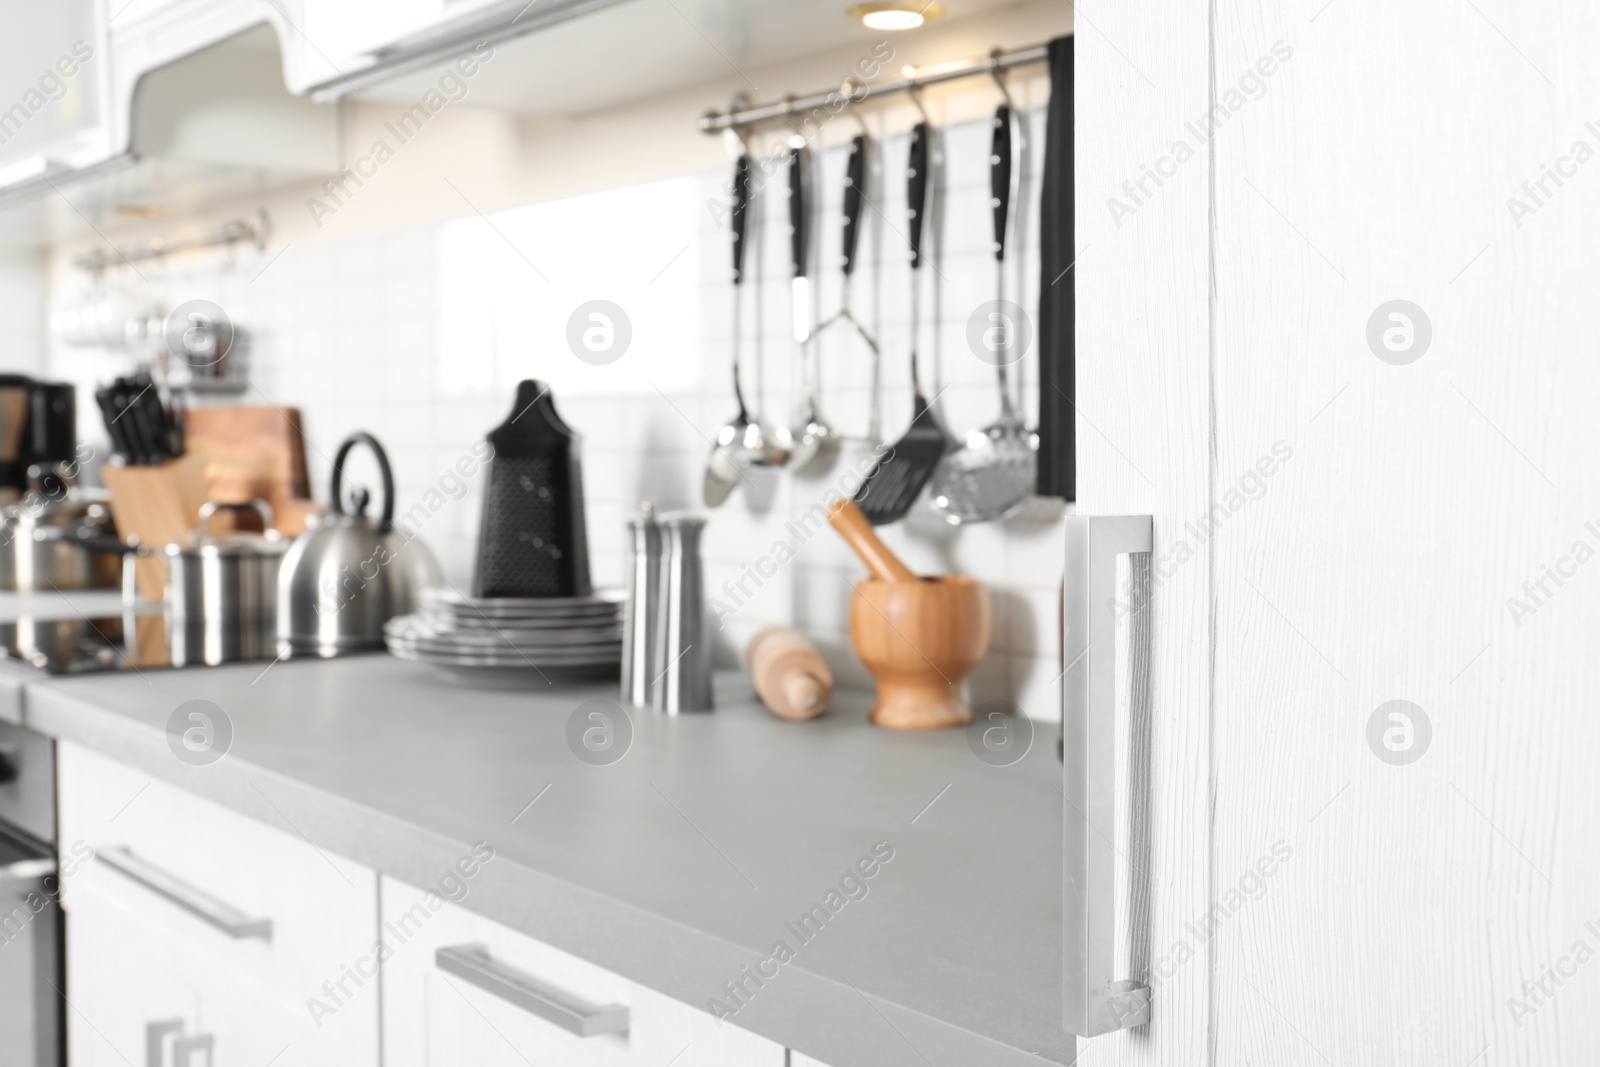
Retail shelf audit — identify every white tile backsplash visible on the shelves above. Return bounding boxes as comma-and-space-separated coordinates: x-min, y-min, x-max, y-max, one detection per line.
45, 108, 1069, 721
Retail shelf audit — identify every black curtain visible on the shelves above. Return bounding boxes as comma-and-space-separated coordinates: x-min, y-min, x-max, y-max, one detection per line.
1036, 35, 1075, 501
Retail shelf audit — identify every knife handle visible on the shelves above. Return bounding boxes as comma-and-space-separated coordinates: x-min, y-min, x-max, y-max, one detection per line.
907, 122, 929, 270
788, 146, 807, 281
731, 153, 750, 286
840, 134, 867, 278
990, 104, 1012, 263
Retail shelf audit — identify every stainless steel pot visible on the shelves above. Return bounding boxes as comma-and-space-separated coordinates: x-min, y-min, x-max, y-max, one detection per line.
165, 500, 285, 667
277, 432, 440, 658
0, 492, 120, 592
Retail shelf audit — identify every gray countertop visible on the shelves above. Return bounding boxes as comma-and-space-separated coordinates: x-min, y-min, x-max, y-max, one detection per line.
16, 649, 1070, 1067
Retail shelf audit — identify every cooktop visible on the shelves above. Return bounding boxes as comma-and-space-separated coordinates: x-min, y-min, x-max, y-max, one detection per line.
0, 613, 190, 674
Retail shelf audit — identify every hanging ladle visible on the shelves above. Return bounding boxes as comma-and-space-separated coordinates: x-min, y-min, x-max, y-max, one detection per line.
705, 149, 787, 506
783, 141, 838, 472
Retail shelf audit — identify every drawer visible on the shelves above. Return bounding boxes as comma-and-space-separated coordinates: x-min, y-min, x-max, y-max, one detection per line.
380, 875, 785, 1067
57, 742, 380, 1065
66, 877, 361, 1067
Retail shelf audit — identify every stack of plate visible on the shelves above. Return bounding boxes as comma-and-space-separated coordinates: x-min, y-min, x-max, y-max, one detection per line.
384, 587, 624, 685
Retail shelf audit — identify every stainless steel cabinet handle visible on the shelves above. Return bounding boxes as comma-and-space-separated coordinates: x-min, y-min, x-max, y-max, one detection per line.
146, 1019, 182, 1067
101, 847, 272, 941
436, 943, 629, 1037
1062, 515, 1153, 1037
0, 856, 54, 883
173, 1033, 213, 1067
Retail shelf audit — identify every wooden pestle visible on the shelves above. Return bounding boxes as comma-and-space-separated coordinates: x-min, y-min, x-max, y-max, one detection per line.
746, 626, 834, 721
826, 499, 916, 581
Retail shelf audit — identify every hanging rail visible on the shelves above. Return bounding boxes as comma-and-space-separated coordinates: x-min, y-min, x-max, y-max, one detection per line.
697, 41, 1052, 134
73, 210, 268, 273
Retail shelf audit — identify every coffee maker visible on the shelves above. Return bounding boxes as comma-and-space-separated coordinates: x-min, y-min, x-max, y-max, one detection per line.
0, 376, 78, 506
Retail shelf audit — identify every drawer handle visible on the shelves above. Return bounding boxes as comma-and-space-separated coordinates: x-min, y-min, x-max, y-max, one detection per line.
101, 847, 273, 942
435, 943, 629, 1037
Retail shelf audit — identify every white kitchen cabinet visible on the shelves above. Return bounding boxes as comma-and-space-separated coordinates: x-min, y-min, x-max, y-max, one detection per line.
1075, 0, 1600, 1063
299, 0, 442, 69
0, 0, 113, 188
57, 742, 381, 1066
380, 876, 785, 1067
297, 0, 518, 88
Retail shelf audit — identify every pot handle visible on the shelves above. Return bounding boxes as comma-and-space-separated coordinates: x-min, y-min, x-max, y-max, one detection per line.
329, 432, 395, 533
198, 499, 275, 538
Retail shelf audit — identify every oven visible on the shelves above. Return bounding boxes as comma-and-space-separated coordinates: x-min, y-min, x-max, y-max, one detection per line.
0, 721, 63, 1066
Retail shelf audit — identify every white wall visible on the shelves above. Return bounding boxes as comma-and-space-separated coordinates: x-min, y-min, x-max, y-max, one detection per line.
0, 250, 44, 373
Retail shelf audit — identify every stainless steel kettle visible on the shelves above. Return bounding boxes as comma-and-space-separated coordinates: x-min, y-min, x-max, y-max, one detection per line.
277, 432, 440, 658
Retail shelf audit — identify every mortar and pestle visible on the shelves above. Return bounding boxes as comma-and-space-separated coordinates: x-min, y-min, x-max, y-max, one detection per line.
827, 499, 992, 729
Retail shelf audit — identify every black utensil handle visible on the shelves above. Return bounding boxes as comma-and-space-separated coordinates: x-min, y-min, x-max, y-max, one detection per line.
990, 103, 1013, 263
907, 122, 930, 270
329, 431, 396, 533
94, 387, 125, 459
840, 134, 867, 278
788, 146, 807, 280
731, 153, 750, 286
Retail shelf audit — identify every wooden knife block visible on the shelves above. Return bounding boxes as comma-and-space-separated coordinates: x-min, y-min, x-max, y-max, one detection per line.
101, 453, 212, 604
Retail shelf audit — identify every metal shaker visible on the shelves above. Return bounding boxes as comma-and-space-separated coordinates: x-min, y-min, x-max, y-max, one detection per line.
620, 503, 661, 707
653, 512, 713, 713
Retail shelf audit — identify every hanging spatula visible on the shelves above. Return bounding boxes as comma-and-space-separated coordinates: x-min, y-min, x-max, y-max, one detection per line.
854, 121, 955, 525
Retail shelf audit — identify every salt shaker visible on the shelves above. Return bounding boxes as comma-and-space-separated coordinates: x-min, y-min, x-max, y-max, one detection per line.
620, 503, 661, 707
653, 513, 713, 713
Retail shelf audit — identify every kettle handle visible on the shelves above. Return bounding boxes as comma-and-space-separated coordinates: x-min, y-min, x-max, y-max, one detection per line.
329, 432, 395, 533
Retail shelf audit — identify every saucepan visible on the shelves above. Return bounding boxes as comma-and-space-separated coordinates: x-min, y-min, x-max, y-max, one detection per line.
164, 500, 286, 667
0, 492, 121, 592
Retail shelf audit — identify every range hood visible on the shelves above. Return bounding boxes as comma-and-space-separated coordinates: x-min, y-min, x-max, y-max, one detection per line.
0, 23, 337, 250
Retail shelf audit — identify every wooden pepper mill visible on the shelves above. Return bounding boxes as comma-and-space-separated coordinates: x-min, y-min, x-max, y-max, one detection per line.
827, 500, 992, 729
746, 626, 834, 721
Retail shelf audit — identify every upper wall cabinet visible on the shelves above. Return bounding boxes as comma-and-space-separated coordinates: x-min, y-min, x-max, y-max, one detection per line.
0, 0, 112, 187
0, 11, 339, 249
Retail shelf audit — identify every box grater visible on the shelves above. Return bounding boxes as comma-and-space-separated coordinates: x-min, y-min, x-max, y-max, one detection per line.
472, 379, 592, 599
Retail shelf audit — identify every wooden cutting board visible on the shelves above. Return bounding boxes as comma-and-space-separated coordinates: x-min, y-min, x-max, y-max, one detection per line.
183, 405, 317, 536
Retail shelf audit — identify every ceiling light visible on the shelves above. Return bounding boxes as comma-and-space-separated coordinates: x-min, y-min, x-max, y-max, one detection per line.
849, 3, 943, 31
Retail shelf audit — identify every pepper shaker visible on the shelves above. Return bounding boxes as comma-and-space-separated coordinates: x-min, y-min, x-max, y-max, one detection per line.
620, 503, 661, 707
653, 513, 713, 713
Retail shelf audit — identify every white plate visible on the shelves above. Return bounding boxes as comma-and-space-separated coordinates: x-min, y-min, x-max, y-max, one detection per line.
419, 587, 625, 615
386, 643, 620, 668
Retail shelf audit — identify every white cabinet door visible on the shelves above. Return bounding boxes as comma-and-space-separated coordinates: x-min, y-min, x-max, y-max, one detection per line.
1077, 0, 1600, 1063
0, 0, 112, 187
380, 876, 785, 1067
58, 742, 381, 1066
